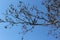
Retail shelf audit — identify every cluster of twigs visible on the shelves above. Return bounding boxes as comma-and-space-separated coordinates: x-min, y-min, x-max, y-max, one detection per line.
0, 0, 60, 40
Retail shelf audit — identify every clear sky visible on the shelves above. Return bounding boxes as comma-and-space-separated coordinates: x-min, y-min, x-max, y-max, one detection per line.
0, 0, 58, 40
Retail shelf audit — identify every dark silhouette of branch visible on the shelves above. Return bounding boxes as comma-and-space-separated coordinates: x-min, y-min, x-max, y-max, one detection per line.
0, 0, 60, 40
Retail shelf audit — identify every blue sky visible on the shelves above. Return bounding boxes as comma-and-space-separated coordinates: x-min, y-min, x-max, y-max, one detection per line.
0, 0, 58, 40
